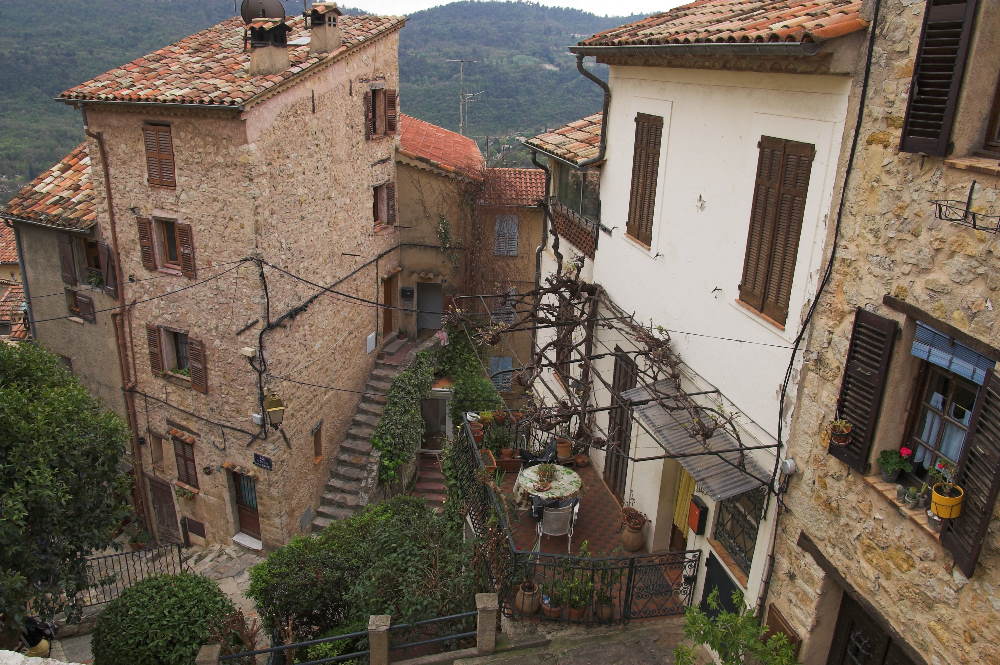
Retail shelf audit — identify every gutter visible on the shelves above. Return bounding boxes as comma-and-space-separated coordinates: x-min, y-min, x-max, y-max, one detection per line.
58, 98, 245, 112
574, 54, 610, 170
0, 212, 94, 235
570, 41, 822, 58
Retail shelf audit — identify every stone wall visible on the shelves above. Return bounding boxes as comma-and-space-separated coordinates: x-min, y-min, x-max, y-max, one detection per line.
80, 30, 402, 550
769, 3, 1000, 664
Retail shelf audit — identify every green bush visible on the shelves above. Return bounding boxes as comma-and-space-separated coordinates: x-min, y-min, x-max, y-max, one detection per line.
92, 572, 234, 665
438, 327, 502, 425
371, 349, 438, 482
248, 497, 478, 643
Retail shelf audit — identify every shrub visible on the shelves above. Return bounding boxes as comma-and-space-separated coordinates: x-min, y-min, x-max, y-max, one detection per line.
92, 572, 234, 665
371, 349, 438, 482
438, 327, 502, 424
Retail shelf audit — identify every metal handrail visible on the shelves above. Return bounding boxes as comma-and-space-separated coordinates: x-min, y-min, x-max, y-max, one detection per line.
389, 631, 478, 651
219, 630, 369, 660
387, 610, 477, 631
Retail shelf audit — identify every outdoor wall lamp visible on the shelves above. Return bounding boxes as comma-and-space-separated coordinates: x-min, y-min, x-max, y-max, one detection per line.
264, 393, 286, 429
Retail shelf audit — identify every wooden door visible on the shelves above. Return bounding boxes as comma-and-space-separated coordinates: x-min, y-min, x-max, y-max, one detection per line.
417, 282, 443, 332
604, 348, 637, 501
383, 275, 397, 337
149, 476, 180, 544
233, 472, 261, 539
827, 594, 917, 665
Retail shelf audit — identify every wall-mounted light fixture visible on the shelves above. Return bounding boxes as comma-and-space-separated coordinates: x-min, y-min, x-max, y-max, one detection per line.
264, 393, 286, 429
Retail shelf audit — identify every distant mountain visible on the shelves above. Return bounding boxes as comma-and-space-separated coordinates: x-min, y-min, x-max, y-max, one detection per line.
0, 1, 637, 198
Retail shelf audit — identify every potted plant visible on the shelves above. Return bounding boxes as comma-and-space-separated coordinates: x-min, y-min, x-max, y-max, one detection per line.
564, 574, 593, 621
877, 447, 913, 483
926, 510, 944, 533
829, 419, 852, 446
931, 482, 964, 519
174, 485, 197, 501
903, 486, 920, 509
895, 484, 907, 502
487, 426, 515, 459
129, 528, 152, 552
478, 411, 494, 425
514, 580, 540, 615
621, 506, 647, 552
541, 586, 562, 619
555, 437, 573, 460
479, 448, 497, 474
493, 411, 507, 424
469, 421, 485, 443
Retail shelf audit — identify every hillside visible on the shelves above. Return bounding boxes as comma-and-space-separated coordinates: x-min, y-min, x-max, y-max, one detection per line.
0, 1, 635, 198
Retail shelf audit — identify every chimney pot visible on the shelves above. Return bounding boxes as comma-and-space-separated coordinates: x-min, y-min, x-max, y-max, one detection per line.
309, 2, 343, 54
248, 19, 291, 75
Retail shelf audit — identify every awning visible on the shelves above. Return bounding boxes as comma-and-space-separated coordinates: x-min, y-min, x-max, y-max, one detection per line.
911, 322, 995, 386
621, 380, 769, 501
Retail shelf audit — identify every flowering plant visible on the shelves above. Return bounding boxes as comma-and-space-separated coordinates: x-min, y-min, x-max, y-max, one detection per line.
899, 446, 913, 458
877, 448, 913, 475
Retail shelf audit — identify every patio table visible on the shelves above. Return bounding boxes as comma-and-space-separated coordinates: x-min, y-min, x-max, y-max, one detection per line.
514, 465, 582, 505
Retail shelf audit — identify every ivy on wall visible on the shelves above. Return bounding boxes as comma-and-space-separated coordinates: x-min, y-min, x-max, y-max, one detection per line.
370, 349, 438, 483
438, 326, 503, 425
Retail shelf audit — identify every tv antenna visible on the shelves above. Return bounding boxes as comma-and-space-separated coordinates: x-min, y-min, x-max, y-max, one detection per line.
446, 59, 482, 136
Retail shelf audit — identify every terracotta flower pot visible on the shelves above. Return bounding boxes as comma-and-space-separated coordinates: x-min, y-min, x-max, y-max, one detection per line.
473, 430, 485, 443
541, 601, 562, 619
514, 583, 540, 615
510, 411, 525, 422
596, 602, 614, 621
574, 454, 590, 468
556, 438, 573, 459
500, 448, 515, 460
567, 605, 587, 621
621, 524, 644, 552
479, 449, 497, 474
493, 412, 507, 424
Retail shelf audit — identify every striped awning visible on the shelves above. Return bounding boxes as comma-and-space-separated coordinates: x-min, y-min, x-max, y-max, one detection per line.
621, 380, 769, 501
911, 322, 995, 385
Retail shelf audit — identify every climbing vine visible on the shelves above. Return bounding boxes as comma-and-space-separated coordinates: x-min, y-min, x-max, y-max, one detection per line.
370, 349, 438, 483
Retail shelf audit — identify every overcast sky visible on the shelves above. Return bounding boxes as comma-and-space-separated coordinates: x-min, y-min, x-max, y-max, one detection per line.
356, 0, 688, 17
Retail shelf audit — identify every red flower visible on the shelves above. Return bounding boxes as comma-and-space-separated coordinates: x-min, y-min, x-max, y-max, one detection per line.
899, 447, 913, 458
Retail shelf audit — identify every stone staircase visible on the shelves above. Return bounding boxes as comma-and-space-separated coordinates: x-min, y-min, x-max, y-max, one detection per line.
411, 451, 447, 508
311, 335, 412, 532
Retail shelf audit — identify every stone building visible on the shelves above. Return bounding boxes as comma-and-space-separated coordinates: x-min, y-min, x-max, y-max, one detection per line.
4, 7, 408, 551
764, 2, 1000, 665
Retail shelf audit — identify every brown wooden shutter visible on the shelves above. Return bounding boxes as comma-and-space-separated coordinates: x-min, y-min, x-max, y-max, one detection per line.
761, 141, 814, 325
829, 309, 898, 473
144, 125, 176, 187
188, 337, 208, 394
385, 182, 397, 224
175, 223, 197, 278
146, 323, 163, 375
625, 113, 663, 245
942, 370, 1000, 577
899, 0, 979, 156
364, 90, 374, 140
136, 217, 157, 270
740, 137, 784, 312
385, 89, 398, 134
76, 293, 96, 323
97, 241, 118, 299
58, 234, 78, 285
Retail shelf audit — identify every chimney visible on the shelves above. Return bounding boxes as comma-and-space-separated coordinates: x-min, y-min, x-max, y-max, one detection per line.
248, 19, 291, 76
309, 3, 343, 55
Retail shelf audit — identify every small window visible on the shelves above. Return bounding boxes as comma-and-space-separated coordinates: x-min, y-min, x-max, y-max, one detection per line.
150, 433, 164, 469
489, 356, 514, 392
365, 88, 398, 140
65, 289, 95, 323
312, 422, 323, 458
146, 324, 208, 393
83, 240, 101, 285
712, 487, 766, 575
164, 329, 190, 376
906, 366, 978, 481
373, 182, 397, 227
143, 124, 176, 188
137, 218, 196, 278
160, 219, 180, 268
494, 215, 519, 256
173, 438, 198, 488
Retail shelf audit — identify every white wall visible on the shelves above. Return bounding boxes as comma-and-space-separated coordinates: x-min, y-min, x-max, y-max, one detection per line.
594, 66, 851, 438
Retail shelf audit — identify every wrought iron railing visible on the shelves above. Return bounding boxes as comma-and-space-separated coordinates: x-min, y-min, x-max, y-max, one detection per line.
80, 543, 185, 607
454, 421, 701, 624
711, 487, 766, 575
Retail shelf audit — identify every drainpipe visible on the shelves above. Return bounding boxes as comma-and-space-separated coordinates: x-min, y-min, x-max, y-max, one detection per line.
529, 150, 550, 358
574, 54, 611, 251
83, 109, 149, 533
4, 221, 37, 339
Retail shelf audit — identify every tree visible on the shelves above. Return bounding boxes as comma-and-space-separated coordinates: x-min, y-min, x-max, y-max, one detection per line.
673, 589, 799, 665
0, 342, 130, 639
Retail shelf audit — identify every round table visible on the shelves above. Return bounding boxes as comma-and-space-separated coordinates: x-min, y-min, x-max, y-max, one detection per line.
514, 465, 582, 505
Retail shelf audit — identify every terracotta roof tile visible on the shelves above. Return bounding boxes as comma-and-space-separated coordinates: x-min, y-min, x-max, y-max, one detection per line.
525, 113, 603, 166
479, 168, 546, 208
2, 143, 96, 231
0, 223, 17, 264
60, 14, 405, 107
579, 1, 866, 47
0, 282, 25, 323
398, 114, 484, 179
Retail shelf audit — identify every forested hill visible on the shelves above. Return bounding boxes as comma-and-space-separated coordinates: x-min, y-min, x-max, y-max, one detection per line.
0, 1, 638, 198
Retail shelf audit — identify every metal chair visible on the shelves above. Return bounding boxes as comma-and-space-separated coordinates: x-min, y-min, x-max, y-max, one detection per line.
534, 501, 578, 553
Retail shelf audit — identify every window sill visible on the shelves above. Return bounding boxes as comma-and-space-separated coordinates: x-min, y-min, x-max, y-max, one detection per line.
943, 156, 1000, 178
622, 232, 653, 253
67, 316, 85, 325
157, 267, 183, 277
707, 537, 750, 589
164, 372, 193, 387
373, 223, 396, 235
172, 480, 200, 495
861, 474, 941, 543
732, 298, 787, 332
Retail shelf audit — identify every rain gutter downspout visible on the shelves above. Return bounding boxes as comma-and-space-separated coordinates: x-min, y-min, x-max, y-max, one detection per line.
529, 150, 550, 358
84, 111, 149, 533
574, 54, 610, 248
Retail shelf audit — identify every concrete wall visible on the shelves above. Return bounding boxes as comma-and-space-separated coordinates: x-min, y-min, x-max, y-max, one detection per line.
77, 30, 402, 550
768, 3, 1000, 665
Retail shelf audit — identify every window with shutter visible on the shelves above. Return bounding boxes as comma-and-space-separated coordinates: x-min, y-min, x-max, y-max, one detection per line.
899, 0, 979, 156
386, 89, 399, 134
97, 241, 118, 298
146, 323, 164, 375
494, 215, 519, 256
625, 113, 663, 246
173, 439, 198, 488
830, 309, 898, 473
385, 182, 397, 225
942, 370, 1000, 577
58, 234, 78, 285
364, 90, 374, 140
75, 293, 96, 323
739, 137, 814, 326
143, 124, 176, 187
188, 337, 208, 394
136, 217, 157, 271
175, 223, 197, 278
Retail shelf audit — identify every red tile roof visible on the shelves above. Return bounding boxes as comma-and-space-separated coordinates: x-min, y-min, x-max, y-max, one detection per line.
580, 0, 866, 47
0, 282, 24, 323
479, 168, 546, 208
2, 143, 97, 231
526, 113, 603, 166
0, 222, 17, 264
399, 114, 484, 179
60, 14, 405, 107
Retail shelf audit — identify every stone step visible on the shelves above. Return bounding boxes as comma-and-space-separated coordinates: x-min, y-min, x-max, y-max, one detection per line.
415, 492, 447, 505
347, 424, 374, 439
311, 516, 334, 532
313, 504, 355, 523
331, 465, 367, 481
366, 379, 392, 393
417, 469, 445, 482
337, 452, 371, 469
352, 413, 380, 428
381, 337, 407, 356
323, 491, 362, 508
356, 401, 385, 418
414, 481, 446, 493
370, 367, 398, 381
326, 476, 357, 493
340, 438, 373, 455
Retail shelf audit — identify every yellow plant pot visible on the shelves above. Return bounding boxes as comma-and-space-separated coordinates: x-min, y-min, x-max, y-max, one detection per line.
931, 483, 964, 519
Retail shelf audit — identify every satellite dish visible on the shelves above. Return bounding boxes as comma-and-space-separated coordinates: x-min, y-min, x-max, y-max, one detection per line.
240, 0, 286, 23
